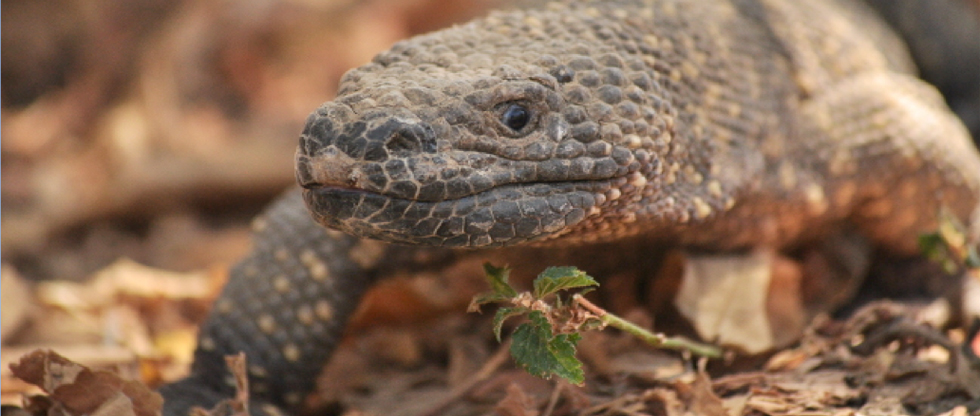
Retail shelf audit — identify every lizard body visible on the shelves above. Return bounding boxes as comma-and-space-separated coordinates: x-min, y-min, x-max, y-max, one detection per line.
160, 0, 980, 414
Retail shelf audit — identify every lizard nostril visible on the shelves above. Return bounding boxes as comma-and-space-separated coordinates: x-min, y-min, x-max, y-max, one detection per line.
385, 129, 422, 152
383, 124, 437, 154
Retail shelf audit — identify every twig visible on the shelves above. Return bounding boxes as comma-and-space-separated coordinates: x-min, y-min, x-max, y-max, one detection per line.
541, 380, 564, 416
418, 339, 513, 416
573, 295, 723, 358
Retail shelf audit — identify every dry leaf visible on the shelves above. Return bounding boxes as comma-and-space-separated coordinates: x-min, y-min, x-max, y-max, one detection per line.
494, 383, 539, 416
37, 259, 212, 311
680, 372, 728, 416
674, 250, 776, 353
9, 349, 162, 416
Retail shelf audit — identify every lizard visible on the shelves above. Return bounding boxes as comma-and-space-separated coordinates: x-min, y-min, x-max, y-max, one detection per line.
159, 0, 980, 414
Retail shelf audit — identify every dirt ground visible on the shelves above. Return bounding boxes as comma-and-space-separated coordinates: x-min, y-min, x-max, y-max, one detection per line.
3, 0, 980, 415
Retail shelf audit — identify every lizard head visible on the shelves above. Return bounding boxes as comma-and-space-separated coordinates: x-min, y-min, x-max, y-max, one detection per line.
296, 6, 676, 247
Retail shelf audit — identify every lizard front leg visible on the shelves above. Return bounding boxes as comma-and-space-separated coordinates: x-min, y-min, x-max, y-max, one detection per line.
159, 189, 456, 415
797, 72, 980, 255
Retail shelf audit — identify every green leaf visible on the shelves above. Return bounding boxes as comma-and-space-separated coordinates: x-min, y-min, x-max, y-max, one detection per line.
919, 233, 958, 274
469, 292, 514, 311
484, 263, 517, 298
492, 306, 529, 341
967, 245, 980, 269
509, 311, 585, 384
532, 266, 598, 299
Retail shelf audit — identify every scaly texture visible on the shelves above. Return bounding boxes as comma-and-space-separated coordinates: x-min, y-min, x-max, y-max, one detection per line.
162, 0, 980, 414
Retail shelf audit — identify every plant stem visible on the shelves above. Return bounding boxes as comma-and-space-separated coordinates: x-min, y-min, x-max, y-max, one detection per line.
573, 295, 723, 358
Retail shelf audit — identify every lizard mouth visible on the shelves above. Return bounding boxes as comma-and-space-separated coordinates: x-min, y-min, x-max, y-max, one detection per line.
301, 179, 610, 247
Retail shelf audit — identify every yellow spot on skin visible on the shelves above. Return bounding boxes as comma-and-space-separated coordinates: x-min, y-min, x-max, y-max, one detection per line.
274, 249, 290, 262
584, 7, 600, 17
681, 61, 699, 79
258, 315, 276, 334
724, 197, 736, 210
612, 9, 628, 19
690, 172, 704, 185
216, 299, 233, 314
282, 344, 301, 362
606, 188, 622, 201
309, 263, 329, 281
628, 172, 648, 188
665, 164, 678, 185
678, 210, 691, 224
285, 393, 303, 406
707, 180, 723, 199
273, 275, 290, 293
643, 35, 659, 49
692, 197, 712, 219
297, 305, 314, 326
249, 366, 268, 377
315, 300, 334, 321
251, 218, 267, 232
301, 249, 330, 281
325, 229, 346, 239
200, 337, 216, 351
727, 103, 741, 117
523, 16, 542, 27
260, 405, 285, 416
624, 134, 642, 149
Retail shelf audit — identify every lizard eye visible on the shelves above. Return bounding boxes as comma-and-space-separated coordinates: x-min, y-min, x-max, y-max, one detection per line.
500, 103, 531, 132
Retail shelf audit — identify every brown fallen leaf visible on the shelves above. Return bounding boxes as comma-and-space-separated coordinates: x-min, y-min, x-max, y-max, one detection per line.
675, 249, 795, 353
494, 383, 539, 416
9, 349, 162, 416
36, 258, 213, 311
675, 372, 728, 416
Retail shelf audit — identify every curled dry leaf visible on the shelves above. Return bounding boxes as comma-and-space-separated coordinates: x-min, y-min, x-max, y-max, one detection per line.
8, 349, 162, 416
36, 258, 213, 311
494, 383, 539, 416
675, 250, 803, 353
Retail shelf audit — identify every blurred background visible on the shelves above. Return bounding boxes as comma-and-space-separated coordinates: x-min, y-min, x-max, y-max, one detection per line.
2, 0, 501, 282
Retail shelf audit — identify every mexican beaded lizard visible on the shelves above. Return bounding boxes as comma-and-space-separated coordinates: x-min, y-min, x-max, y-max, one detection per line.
160, 0, 980, 414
